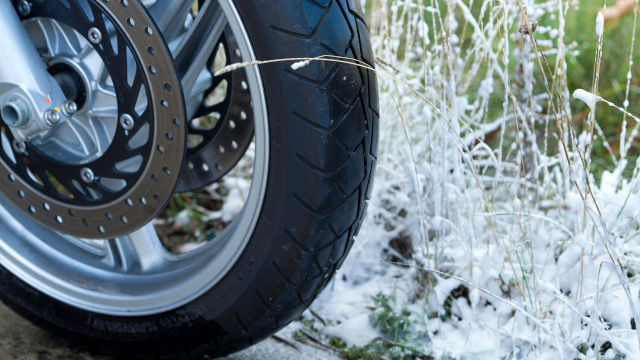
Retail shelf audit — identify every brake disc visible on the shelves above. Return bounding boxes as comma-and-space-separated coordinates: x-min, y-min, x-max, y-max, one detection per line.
175, 25, 254, 192
0, 0, 187, 239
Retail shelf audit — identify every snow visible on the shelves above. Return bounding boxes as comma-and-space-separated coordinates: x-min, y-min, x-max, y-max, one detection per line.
323, 313, 379, 347
220, 178, 250, 222
175, 209, 190, 226
176, 241, 206, 254
302, 1, 640, 358
572, 88, 602, 111
291, 60, 310, 70
596, 12, 605, 37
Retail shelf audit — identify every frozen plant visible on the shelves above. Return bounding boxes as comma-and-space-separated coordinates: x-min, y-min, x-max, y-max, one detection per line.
314, 0, 640, 359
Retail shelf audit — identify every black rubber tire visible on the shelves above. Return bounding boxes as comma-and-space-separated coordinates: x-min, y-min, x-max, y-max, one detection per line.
0, 0, 379, 359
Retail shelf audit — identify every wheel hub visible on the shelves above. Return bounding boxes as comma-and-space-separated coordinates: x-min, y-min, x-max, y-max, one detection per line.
49, 62, 88, 109
0, 0, 187, 239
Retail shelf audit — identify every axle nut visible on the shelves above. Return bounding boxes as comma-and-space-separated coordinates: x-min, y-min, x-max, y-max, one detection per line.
1, 98, 30, 127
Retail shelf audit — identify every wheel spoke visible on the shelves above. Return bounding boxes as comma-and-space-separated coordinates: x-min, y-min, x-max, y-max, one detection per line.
37, 18, 80, 60
173, 0, 227, 101
106, 224, 169, 273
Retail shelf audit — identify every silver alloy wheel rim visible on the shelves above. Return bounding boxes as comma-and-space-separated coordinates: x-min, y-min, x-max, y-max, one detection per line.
0, 0, 268, 316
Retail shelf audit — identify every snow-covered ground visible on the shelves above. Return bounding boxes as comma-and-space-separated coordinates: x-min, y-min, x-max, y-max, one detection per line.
306, 0, 640, 359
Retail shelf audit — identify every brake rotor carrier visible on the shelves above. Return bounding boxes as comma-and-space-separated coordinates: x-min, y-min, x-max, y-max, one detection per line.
175, 26, 254, 192
0, 0, 187, 239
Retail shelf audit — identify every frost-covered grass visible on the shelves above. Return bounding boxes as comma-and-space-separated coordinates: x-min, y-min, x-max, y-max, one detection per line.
312, 0, 640, 359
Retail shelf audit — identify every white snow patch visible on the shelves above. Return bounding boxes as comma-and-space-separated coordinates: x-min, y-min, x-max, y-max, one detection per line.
596, 12, 605, 37
291, 60, 311, 70
176, 241, 206, 254
572, 89, 602, 111
324, 313, 379, 347
175, 209, 190, 226
221, 178, 250, 222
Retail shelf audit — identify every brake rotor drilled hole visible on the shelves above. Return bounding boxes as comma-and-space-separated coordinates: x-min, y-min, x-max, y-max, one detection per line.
5, 0, 188, 238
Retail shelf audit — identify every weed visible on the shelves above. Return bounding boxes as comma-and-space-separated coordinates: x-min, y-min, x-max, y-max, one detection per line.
370, 293, 413, 342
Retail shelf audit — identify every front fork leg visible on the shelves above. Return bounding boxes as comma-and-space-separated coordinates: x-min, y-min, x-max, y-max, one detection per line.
0, 0, 73, 143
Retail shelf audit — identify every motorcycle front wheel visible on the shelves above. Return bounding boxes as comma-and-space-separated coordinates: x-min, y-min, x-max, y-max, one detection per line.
0, 0, 378, 358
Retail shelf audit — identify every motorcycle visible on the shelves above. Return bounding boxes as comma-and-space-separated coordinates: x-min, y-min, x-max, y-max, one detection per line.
0, 0, 378, 358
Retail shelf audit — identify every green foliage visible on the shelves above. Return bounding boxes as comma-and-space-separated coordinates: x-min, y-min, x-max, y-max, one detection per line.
342, 338, 433, 360
562, 3, 640, 179
370, 293, 413, 342
332, 293, 432, 360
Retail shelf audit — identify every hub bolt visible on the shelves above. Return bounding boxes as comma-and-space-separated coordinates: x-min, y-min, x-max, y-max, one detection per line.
81, 168, 95, 184
12, 140, 25, 154
61, 101, 78, 117
119, 113, 135, 130
88, 27, 102, 44
44, 110, 60, 126
16, 0, 30, 16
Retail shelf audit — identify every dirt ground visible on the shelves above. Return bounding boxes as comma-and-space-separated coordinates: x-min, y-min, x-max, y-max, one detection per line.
0, 302, 340, 360
0, 302, 111, 360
